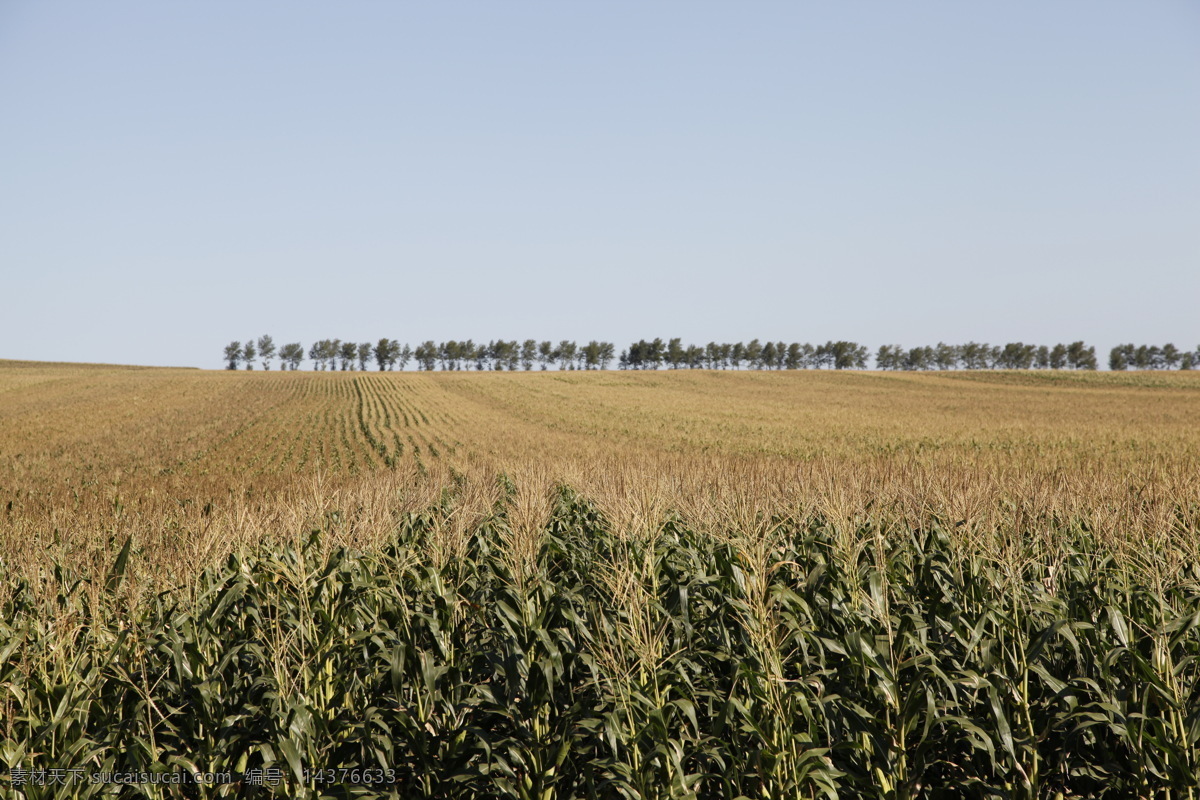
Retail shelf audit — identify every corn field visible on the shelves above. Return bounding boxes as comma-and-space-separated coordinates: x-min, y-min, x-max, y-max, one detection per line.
2, 362, 1199, 797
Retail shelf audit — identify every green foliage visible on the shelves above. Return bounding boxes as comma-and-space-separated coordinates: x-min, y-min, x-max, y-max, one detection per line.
338, 341, 357, 371
223, 341, 242, 370
875, 342, 1102, 372
223, 337, 1131, 373
258, 335, 276, 370
1111, 343, 1194, 371
357, 343, 373, 372
4, 497, 1199, 798
277, 342, 304, 371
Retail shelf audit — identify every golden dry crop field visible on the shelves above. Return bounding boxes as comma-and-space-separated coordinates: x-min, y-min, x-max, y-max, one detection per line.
3, 358, 1199, 593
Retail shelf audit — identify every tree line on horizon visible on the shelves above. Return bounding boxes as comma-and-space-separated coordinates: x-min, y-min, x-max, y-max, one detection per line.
876, 341, 1099, 371
222, 337, 1200, 372
1108, 343, 1198, 371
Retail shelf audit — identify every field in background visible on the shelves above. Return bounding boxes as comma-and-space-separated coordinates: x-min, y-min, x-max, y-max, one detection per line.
3, 360, 1198, 587
3, 360, 1200, 797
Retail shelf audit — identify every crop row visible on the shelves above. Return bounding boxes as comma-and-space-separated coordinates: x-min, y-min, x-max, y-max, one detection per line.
3, 486, 1198, 798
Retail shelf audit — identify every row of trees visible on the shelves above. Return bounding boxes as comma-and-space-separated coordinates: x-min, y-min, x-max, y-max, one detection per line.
621, 339, 869, 370
1109, 343, 1199, 371
876, 341, 1099, 371
222, 337, 874, 372
223, 337, 1199, 372
302, 339, 414, 371
410, 340, 618, 371
223, 338, 616, 372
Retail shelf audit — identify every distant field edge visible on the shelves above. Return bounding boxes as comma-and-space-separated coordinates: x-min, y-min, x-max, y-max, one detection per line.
0, 358, 199, 370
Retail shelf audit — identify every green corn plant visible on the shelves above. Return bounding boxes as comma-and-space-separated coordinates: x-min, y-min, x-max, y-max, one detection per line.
1, 488, 1198, 798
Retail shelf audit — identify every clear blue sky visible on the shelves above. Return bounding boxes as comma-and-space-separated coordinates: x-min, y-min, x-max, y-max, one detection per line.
3, 2, 1197, 368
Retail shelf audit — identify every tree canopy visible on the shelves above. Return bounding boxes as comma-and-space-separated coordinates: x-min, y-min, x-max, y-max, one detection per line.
221, 337, 1191, 372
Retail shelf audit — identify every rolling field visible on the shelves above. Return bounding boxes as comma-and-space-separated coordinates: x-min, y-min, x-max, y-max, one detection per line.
2, 361, 1200, 797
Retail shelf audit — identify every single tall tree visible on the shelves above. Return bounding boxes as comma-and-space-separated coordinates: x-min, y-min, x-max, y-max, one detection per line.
556, 341, 577, 371
257, 335, 276, 370
744, 339, 763, 369
537, 341, 554, 371
224, 341, 242, 370
1109, 345, 1130, 371
374, 338, 394, 371
598, 342, 615, 370
785, 343, 803, 370
1049, 344, 1068, 370
760, 341, 778, 370
666, 338, 685, 369
338, 340, 356, 370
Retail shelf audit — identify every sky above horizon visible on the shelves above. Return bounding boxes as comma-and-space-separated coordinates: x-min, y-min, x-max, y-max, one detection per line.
2, 2, 1198, 369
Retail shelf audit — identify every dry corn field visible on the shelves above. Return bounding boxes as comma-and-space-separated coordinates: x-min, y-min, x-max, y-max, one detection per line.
2, 360, 1200, 798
